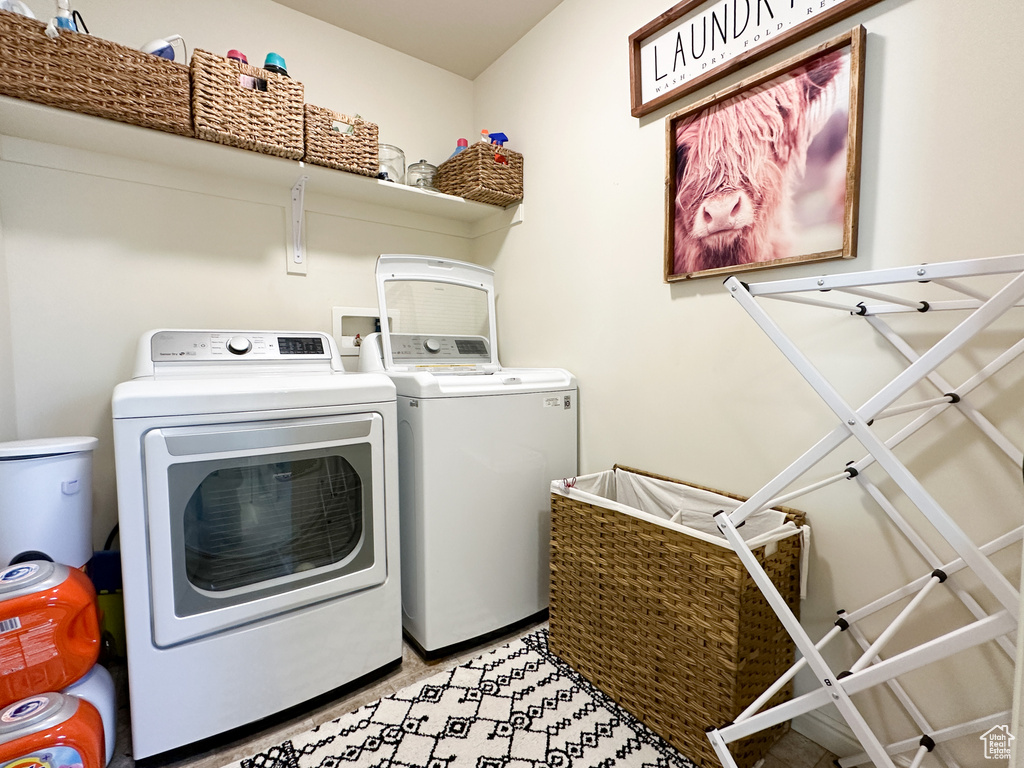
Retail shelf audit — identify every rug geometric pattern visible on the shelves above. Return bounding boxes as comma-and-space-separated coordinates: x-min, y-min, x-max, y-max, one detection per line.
233, 630, 697, 768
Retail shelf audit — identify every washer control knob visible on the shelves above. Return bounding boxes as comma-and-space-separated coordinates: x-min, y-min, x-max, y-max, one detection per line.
423, 338, 441, 354
227, 336, 252, 355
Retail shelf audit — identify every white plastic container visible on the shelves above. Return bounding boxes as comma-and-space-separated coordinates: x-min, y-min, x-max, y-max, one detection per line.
0, 437, 98, 568
63, 664, 116, 766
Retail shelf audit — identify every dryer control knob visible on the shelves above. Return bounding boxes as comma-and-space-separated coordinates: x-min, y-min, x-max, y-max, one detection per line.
227, 336, 252, 355
424, 338, 441, 354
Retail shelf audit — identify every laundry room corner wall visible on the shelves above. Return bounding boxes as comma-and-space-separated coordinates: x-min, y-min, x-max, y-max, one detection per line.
0, 214, 15, 440
0, 0, 475, 553
471, 0, 1024, 762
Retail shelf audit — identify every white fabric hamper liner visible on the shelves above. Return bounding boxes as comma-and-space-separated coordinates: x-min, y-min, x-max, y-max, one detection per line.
552, 468, 810, 597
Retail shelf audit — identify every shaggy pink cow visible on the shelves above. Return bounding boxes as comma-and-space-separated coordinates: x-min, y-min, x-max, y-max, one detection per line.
672, 51, 845, 276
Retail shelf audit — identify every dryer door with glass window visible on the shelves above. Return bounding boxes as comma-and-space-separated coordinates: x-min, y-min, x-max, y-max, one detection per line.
142, 412, 387, 646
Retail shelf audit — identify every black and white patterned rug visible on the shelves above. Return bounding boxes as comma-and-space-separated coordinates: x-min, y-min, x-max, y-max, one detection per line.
232, 630, 697, 768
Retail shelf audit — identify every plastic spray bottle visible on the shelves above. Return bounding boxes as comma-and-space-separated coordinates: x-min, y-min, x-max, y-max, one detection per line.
54, 0, 77, 31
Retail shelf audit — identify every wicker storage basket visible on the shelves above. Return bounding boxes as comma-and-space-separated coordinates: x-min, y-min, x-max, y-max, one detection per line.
191, 48, 304, 159
434, 141, 523, 206
549, 466, 806, 768
0, 10, 191, 136
303, 105, 379, 176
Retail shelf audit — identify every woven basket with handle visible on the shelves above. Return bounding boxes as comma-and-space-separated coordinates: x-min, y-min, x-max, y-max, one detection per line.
0, 10, 191, 136
191, 48, 304, 159
303, 105, 378, 176
434, 141, 523, 206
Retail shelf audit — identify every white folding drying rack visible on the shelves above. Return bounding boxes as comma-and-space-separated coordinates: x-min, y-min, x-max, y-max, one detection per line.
704, 254, 1024, 768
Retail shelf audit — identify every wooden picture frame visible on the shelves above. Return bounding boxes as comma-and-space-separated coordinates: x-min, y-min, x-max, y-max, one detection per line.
629, 0, 880, 118
665, 27, 864, 283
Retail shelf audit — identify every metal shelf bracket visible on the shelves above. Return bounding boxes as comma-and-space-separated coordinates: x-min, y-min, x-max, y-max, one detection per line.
288, 174, 309, 275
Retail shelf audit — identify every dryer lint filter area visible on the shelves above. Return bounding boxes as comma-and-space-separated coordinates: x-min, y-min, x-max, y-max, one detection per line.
359, 255, 578, 657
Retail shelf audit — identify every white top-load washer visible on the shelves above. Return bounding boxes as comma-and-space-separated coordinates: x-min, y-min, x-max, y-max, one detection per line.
112, 330, 400, 758
359, 255, 578, 657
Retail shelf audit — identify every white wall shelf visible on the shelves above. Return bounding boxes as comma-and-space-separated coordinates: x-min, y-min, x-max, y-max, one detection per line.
0, 96, 523, 240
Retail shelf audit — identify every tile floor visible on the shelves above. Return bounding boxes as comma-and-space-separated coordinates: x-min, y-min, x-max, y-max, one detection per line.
108, 620, 837, 768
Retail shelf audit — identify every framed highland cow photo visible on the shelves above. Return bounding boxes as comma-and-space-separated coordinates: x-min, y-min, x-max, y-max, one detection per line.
665, 27, 864, 283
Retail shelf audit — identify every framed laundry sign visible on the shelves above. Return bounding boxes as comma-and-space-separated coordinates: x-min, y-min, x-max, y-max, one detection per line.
629, 0, 881, 118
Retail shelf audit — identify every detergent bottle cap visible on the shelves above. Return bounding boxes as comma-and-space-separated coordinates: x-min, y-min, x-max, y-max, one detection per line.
0, 692, 78, 740
227, 49, 248, 63
0, 561, 64, 599
264, 52, 289, 77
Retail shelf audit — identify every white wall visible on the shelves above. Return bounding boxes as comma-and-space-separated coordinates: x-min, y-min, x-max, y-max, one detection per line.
0, 211, 14, 438
474, 0, 1024, 763
0, 0, 475, 545
1, 0, 1022, 764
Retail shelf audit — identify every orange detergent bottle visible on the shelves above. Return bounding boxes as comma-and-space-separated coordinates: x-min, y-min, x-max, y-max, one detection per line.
0, 562, 100, 709
0, 692, 105, 768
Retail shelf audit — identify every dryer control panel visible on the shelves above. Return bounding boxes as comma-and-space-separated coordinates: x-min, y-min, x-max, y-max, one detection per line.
150, 331, 333, 362
389, 334, 490, 364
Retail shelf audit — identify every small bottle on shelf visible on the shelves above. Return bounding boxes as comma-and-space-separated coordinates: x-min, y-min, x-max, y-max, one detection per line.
263, 52, 289, 77
53, 0, 77, 31
448, 138, 469, 159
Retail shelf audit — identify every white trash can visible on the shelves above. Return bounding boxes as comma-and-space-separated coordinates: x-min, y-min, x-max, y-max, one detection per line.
0, 437, 98, 568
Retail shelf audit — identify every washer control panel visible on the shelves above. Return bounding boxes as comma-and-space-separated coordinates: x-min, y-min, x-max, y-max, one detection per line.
150, 331, 331, 362
389, 334, 490, 363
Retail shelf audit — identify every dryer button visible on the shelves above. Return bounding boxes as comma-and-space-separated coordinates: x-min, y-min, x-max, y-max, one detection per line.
423, 338, 441, 354
227, 336, 253, 355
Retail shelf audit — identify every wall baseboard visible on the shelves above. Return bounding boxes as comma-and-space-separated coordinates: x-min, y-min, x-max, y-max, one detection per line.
792, 711, 914, 767
793, 709, 861, 760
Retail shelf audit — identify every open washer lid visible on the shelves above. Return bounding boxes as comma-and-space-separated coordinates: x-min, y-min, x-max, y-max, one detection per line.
374, 255, 501, 374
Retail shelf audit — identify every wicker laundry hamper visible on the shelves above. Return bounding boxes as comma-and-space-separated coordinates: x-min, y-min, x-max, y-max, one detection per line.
549, 466, 806, 768
0, 9, 192, 136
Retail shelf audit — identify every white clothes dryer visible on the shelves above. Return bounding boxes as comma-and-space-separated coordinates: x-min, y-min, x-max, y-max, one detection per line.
359, 256, 578, 658
112, 330, 400, 758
